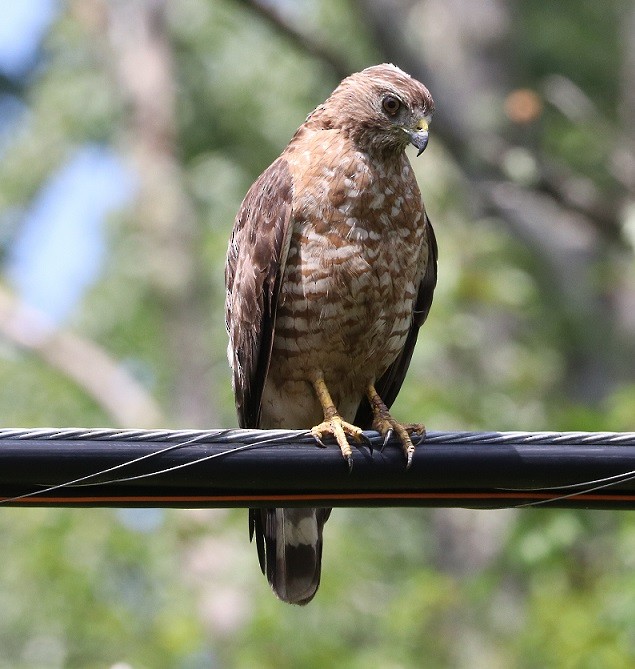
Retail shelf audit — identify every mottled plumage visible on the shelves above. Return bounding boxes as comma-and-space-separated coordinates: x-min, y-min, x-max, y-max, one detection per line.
226, 64, 437, 604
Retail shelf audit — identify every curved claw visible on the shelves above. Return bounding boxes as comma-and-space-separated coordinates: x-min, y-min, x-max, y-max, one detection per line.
381, 429, 393, 451
359, 432, 373, 450
359, 432, 372, 445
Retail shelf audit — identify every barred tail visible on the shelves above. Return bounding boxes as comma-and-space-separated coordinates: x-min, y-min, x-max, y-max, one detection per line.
249, 507, 331, 605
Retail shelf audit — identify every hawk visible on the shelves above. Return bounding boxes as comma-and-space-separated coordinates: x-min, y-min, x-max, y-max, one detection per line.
225, 64, 437, 604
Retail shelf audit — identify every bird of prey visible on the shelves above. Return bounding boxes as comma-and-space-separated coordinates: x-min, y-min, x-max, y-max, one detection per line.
225, 64, 437, 605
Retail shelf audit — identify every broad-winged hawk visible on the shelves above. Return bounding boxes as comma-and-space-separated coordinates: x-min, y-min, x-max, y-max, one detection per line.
226, 64, 437, 604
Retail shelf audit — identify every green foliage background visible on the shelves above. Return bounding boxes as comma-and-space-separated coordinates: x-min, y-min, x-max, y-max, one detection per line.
0, 1, 634, 667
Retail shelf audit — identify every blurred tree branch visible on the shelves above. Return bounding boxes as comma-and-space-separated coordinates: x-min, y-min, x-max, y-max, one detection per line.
238, 0, 350, 78
0, 285, 163, 427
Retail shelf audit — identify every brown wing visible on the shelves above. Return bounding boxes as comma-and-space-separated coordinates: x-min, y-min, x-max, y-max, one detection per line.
225, 158, 294, 428
354, 214, 438, 427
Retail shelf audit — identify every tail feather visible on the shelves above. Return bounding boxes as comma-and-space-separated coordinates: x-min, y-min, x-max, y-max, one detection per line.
250, 507, 331, 605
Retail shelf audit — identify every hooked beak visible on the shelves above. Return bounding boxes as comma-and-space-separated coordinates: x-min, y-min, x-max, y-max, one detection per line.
405, 119, 429, 156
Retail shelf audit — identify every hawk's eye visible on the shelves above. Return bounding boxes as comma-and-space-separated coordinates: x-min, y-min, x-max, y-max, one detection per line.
382, 95, 402, 115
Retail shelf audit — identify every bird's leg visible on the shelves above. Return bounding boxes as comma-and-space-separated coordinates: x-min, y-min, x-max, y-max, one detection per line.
310, 374, 364, 470
366, 384, 425, 468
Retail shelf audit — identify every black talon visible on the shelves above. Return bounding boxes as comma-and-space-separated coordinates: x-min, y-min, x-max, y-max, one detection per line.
347, 454, 354, 472
313, 435, 327, 448
380, 429, 393, 451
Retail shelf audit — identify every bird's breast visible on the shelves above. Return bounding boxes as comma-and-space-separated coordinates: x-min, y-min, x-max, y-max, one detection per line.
271, 149, 427, 390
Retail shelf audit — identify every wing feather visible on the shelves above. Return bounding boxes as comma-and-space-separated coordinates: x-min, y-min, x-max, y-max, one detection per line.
225, 158, 294, 428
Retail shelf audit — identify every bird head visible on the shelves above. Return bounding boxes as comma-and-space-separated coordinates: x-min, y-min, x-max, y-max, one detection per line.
313, 63, 434, 158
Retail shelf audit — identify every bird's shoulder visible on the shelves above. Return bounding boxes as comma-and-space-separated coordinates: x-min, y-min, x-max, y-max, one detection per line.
283, 123, 358, 171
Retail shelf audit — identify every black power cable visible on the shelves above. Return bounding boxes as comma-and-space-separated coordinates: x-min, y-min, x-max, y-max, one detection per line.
0, 428, 634, 508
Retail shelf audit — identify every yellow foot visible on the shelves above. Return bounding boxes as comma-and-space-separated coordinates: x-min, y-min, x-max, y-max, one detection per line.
311, 373, 368, 471
311, 416, 364, 471
367, 386, 425, 468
